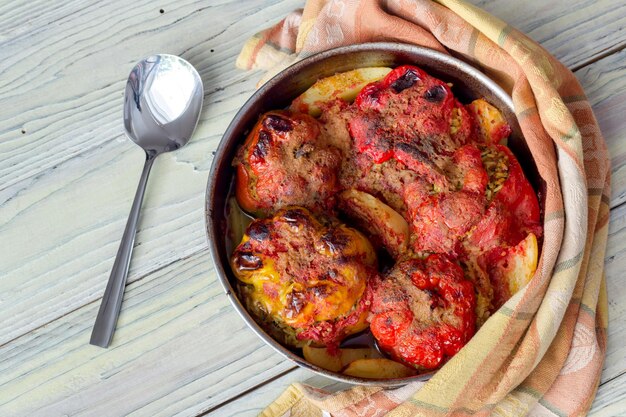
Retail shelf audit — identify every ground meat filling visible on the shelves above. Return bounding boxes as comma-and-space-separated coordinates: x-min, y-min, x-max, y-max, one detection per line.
235, 110, 342, 215
231, 207, 378, 347
370, 254, 476, 370
349, 65, 474, 172
338, 65, 480, 218
466, 144, 542, 254
231, 64, 542, 368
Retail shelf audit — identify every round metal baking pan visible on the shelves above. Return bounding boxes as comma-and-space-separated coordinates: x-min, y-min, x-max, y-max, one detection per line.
205, 42, 540, 387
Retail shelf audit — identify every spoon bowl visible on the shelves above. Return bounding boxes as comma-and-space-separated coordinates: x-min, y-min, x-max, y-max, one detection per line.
90, 54, 203, 348
124, 54, 203, 154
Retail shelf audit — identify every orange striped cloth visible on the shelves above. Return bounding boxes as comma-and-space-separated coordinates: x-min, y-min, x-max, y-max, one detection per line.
236, 1, 610, 415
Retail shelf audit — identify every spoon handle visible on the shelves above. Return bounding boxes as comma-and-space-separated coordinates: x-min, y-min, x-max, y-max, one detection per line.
90, 153, 156, 348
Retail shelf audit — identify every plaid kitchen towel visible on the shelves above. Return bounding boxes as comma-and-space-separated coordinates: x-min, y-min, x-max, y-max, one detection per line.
236, 1, 610, 415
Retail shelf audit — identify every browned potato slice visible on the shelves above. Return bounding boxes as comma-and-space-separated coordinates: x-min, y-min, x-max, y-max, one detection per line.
506, 232, 539, 295
483, 232, 539, 310
338, 189, 409, 258
339, 347, 381, 365
226, 196, 252, 255
290, 67, 392, 117
303, 345, 342, 372
342, 358, 417, 379
303, 345, 382, 373
467, 98, 511, 145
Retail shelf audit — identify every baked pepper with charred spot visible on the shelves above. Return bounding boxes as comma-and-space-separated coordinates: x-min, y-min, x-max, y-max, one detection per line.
349, 65, 475, 171
403, 145, 488, 256
231, 207, 378, 347
234, 110, 342, 216
369, 254, 477, 370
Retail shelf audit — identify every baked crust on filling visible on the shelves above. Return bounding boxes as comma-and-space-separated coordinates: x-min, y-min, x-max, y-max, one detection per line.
231, 65, 542, 370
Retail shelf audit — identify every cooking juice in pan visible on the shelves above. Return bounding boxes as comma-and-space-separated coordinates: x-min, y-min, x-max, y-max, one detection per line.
226, 65, 541, 377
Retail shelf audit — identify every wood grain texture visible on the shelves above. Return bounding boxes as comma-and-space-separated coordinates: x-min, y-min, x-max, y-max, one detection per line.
212, 368, 350, 417
0, 123, 212, 345
0, 0, 303, 345
599, 201, 626, 384
1, 0, 625, 415
0, 0, 303, 189
0, 251, 294, 417
574, 48, 626, 208
573, 49, 626, 386
589, 374, 626, 416
198, 362, 626, 417
474, 0, 626, 70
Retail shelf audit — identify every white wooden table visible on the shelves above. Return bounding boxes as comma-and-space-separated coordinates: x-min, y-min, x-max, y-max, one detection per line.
1, 1, 624, 415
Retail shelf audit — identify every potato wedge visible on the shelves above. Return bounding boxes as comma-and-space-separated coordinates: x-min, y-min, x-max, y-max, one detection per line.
303, 345, 342, 372
506, 232, 538, 295
467, 98, 511, 145
226, 196, 253, 255
303, 345, 382, 373
290, 67, 392, 117
485, 232, 539, 309
338, 189, 409, 258
342, 358, 416, 379
341, 347, 381, 365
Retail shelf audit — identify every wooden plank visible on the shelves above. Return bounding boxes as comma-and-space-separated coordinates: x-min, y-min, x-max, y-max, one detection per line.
0, 0, 302, 190
477, 0, 626, 69
211, 368, 349, 417
589, 375, 626, 416
0, 251, 294, 417
0, 0, 302, 345
0, 134, 211, 345
573, 49, 626, 384
573, 48, 626, 208
1, 0, 624, 194
600, 201, 626, 384
205, 365, 626, 416
572, 47, 626, 388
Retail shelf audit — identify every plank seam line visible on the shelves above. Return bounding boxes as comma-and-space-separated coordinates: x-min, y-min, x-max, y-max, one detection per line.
196, 366, 298, 416
0, 77, 244, 194
195, 366, 626, 416
0, 245, 209, 349
599, 369, 626, 387
570, 40, 626, 72
610, 198, 626, 213
3, 37, 624, 194
195, 353, 626, 415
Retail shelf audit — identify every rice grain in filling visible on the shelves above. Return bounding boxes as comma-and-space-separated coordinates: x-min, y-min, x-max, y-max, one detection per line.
231, 64, 542, 372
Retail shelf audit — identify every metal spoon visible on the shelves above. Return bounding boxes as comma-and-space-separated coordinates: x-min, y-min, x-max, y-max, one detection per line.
90, 54, 203, 348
